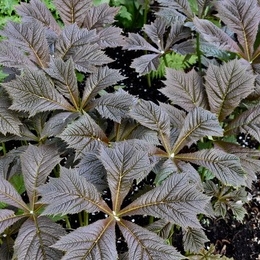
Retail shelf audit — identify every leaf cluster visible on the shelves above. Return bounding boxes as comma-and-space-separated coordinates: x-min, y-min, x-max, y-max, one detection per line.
0, 0, 258, 259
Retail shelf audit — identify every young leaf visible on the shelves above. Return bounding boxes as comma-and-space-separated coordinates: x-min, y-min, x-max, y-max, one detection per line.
81, 66, 126, 109
21, 144, 61, 205
224, 105, 260, 143
193, 17, 241, 54
0, 177, 28, 211
0, 43, 35, 69
176, 149, 246, 186
120, 173, 209, 229
38, 167, 110, 216
1, 21, 50, 68
55, 24, 98, 59
83, 3, 119, 30
205, 60, 255, 121
92, 89, 136, 123
2, 69, 76, 116
0, 97, 22, 136
130, 100, 170, 136
215, 0, 260, 61
58, 113, 108, 158
13, 217, 66, 260
99, 142, 153, 211
54, 0, 92, 26
15, 0, 61, 34
172, 107, 223, 154
119, 219, 184, 260
0, 209, 25, 234
52, 218, 117, 260
45, 57, 80, 108
161, 68, 208, 112
182, 227, 209, 253
71, 43, 113, 73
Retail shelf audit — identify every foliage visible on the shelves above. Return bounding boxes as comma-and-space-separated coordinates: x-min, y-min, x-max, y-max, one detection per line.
0, 0, 258, 259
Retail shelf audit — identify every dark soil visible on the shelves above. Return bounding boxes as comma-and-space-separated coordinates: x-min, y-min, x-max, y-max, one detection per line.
106, 46, 260, 260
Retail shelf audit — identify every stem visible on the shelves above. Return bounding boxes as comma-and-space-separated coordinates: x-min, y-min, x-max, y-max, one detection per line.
1, 142, 6, 155
64, 216, 71, 229
84, 211, 89, 226
196, 32, 202, 73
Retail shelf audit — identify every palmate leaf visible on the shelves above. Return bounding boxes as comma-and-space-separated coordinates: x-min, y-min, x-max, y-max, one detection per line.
2, 69, 75, 116
130, 100, 170, 136
83, 3, 119, 30
92, 89, 136, 123
0, 177, 28, 211
0, 43, 35, 69
161, 68, 208, 112
45, 57, 80, 108
183, 227, 209, 253
58, 113, 108, 158
176, 149, 246, 186
13, 217, 66, 260
54, 0, 92, 26
0, 97, 22, 136
197, 0, 212, 17
158, 0, 193, 18
215, 0, 260, 61
97, 26, 125, 48
119, 220, 183, 260
1, 21, 50, 68
38, 167, 110, 216
71, 44, 113, 73
55, 24, 98, 59
146, 219, 173, 240
193, 17, 241, 54
205, 60, 255, 121
172, 107, 223, 154
16, 0, 61, 34
0, 209, 25, 234
81, 66, 126, 109
21, 144, 61, 205
52, 218, 117, 260
120, 173, 209, 229
99, 142, 153, 211
224, 105, 260, 143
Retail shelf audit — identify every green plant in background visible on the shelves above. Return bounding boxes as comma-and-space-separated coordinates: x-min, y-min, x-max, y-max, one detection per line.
0, 0, 259, 259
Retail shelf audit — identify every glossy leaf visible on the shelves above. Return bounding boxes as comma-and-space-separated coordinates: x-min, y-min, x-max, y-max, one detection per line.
172, 107, 223, 154
99, 142, 153, 211
21, 144, 61, 205
119, 220, 183, 260
16, 0, 61, 34
0, 97, 22, 136
161, 68, 208, 112
177, 149, 246, 186
205, 60, 255, 121
0, 177, 28, 211
52, 218, 117, 260
81, 66, 126, 108
13, 217, 66, 260
38, 167, 110, 216
45, 58, 80, 108
120, 173, 209, 229
2, 69, 75, 116
0, 209, 25, 234
58, 113, 108, 158
54, 0, 92, 26
130, 100, 170, 136
225, 105, 260, 142
1, 21, 50, 68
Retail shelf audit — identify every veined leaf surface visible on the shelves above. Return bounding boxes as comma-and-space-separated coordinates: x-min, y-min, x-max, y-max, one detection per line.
120, 173, 209, 229
39, 167, 110, 216
52, 218, 117, 260
119, 220, 183, 260
176, 149, 246, 186
3, 69, 75, 116
205, 60, 255, 121
172, 107, 223, 154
